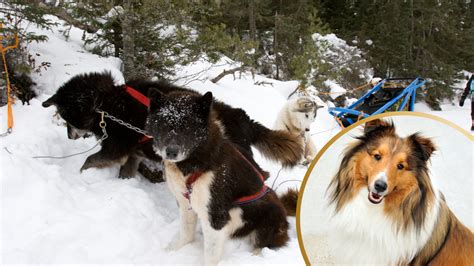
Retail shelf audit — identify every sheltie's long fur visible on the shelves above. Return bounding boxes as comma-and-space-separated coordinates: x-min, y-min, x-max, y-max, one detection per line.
327, 119, 474, 265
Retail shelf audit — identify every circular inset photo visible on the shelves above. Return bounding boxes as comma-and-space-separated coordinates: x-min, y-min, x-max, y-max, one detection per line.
297, 112, 474, 265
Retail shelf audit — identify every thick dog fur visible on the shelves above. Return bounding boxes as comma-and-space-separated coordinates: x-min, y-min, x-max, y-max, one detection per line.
146, 90, 294, 265
42, 72, 303, 178
327, 119, 474, 265
279, 188, 298, 216
274, 96, 321, 164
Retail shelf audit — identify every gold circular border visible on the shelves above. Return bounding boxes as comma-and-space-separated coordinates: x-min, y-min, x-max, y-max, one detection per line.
296, 111, 473, 264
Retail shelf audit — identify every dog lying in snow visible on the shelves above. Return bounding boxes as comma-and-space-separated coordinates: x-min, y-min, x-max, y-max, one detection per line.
274, 96, 321, 165
145, 89, 298, 265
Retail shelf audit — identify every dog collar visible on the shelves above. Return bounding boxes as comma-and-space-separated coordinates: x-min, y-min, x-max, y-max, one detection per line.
183, 170, 204, 200
124, 85, 152, 143
125, 85, 150, 108
182, 147, 269, 205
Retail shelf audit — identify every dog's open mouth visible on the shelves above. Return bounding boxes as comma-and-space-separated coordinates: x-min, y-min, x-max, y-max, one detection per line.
368, 191, 384, 204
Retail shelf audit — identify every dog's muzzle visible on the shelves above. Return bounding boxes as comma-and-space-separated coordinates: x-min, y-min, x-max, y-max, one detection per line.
67, 124, 90, 140
368, 179, 388, 204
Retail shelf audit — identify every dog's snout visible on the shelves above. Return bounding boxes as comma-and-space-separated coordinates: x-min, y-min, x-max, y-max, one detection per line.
374, 179, 387, 193
165, 145, 179, 160
305, 128, 310, 132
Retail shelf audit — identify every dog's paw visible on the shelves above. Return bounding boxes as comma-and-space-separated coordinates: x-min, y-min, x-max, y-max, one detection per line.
81, 157, 97, 173
80, 162, 92, 173
252, 248, 262, 256
118, 167, 137, 179
165, 237, 192, 251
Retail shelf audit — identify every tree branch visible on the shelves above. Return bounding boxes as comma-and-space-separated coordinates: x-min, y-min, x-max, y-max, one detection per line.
32, 0, 99, 33
210, 67, 243, 83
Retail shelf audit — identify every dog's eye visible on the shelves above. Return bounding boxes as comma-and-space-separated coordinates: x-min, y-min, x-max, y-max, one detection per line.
305, 114, 309, 118
397, 163, 404, 170
374, 154, 381, 161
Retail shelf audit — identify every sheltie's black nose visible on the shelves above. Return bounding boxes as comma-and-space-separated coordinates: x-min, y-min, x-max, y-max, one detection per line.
374, 180, 387, 192
165, 145, 179, 160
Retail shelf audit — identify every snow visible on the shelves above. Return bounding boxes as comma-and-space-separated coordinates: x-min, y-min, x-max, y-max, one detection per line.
323, 79, 346, 100
1, 16, 318, 265
26, 16, 124, 95
1, 13, 472, 265
311, 33, 374, 85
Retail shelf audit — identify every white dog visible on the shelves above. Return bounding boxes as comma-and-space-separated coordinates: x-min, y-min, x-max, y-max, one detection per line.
274, 96, 320, 165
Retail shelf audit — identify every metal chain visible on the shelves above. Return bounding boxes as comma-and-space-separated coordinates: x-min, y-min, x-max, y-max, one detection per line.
96, 109, 149, 136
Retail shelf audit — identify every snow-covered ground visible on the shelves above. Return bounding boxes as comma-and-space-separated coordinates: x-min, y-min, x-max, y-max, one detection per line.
1, 16, 472, 265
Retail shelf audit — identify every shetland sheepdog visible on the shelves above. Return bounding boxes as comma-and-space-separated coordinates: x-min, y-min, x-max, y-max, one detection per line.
327, 119, 474, 265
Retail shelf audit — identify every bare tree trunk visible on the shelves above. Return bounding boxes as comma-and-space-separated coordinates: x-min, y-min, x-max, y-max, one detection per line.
112, 20, 122, 58
274, 11, 280, 80
409, 0, 414, 60
248, 0, 256, 41
121, 0, 136, 80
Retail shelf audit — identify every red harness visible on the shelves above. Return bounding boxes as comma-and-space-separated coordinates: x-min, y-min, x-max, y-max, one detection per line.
125, 85, 150, 108
182, 147, 270, 205
124, 85, 152, 144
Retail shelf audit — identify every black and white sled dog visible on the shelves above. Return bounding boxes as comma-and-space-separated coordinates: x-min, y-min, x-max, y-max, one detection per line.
274, 96, 322, 164
145, 89, 297, 265
42, 72, 303, 178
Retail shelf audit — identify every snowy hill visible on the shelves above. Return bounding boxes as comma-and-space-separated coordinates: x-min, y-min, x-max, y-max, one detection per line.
1, 16, 472, 264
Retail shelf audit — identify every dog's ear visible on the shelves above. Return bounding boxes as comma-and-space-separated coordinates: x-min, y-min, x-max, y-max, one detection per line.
42, 95, 57, 108
199, 91, 213, 114
364, 119, 394, 135
148, 88, 164, 111
408, 133, 436, 161
296, 98, 315, 111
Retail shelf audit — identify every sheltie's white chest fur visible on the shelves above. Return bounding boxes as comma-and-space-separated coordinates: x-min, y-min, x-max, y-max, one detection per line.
328, 189, 440, 265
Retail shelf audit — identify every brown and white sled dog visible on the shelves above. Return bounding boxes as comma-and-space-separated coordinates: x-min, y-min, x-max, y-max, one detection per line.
274, 96, 321, 164
327, 119, 474, 265
145, 89, 296, 265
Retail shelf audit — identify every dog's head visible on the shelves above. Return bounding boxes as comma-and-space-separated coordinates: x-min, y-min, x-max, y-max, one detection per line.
330, 119, 436, 214
42, 73, 114, 139
355, 119, 436, 205
145, 89, 213, 162
291, 97, 320, 132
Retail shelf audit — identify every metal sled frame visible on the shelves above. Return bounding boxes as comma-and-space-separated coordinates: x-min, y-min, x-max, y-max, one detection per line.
328, 77, 426, 126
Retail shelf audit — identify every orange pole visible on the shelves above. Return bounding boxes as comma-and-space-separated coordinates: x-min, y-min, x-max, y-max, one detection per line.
0, 23, 19, 133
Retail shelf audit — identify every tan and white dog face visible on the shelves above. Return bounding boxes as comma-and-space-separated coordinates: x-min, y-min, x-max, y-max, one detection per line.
354, 120, 436, 205
291, 97, 320, 132
358, 137, 418, 204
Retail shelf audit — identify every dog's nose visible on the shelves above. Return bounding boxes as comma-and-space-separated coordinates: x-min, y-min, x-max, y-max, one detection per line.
165, 145, 179, 160
374, 179, 387, 193
305, 128, 310, 132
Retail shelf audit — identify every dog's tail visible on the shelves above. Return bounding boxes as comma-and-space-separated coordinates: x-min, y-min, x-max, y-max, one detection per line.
250, 122, 304, 168
278, 188, 299, 216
